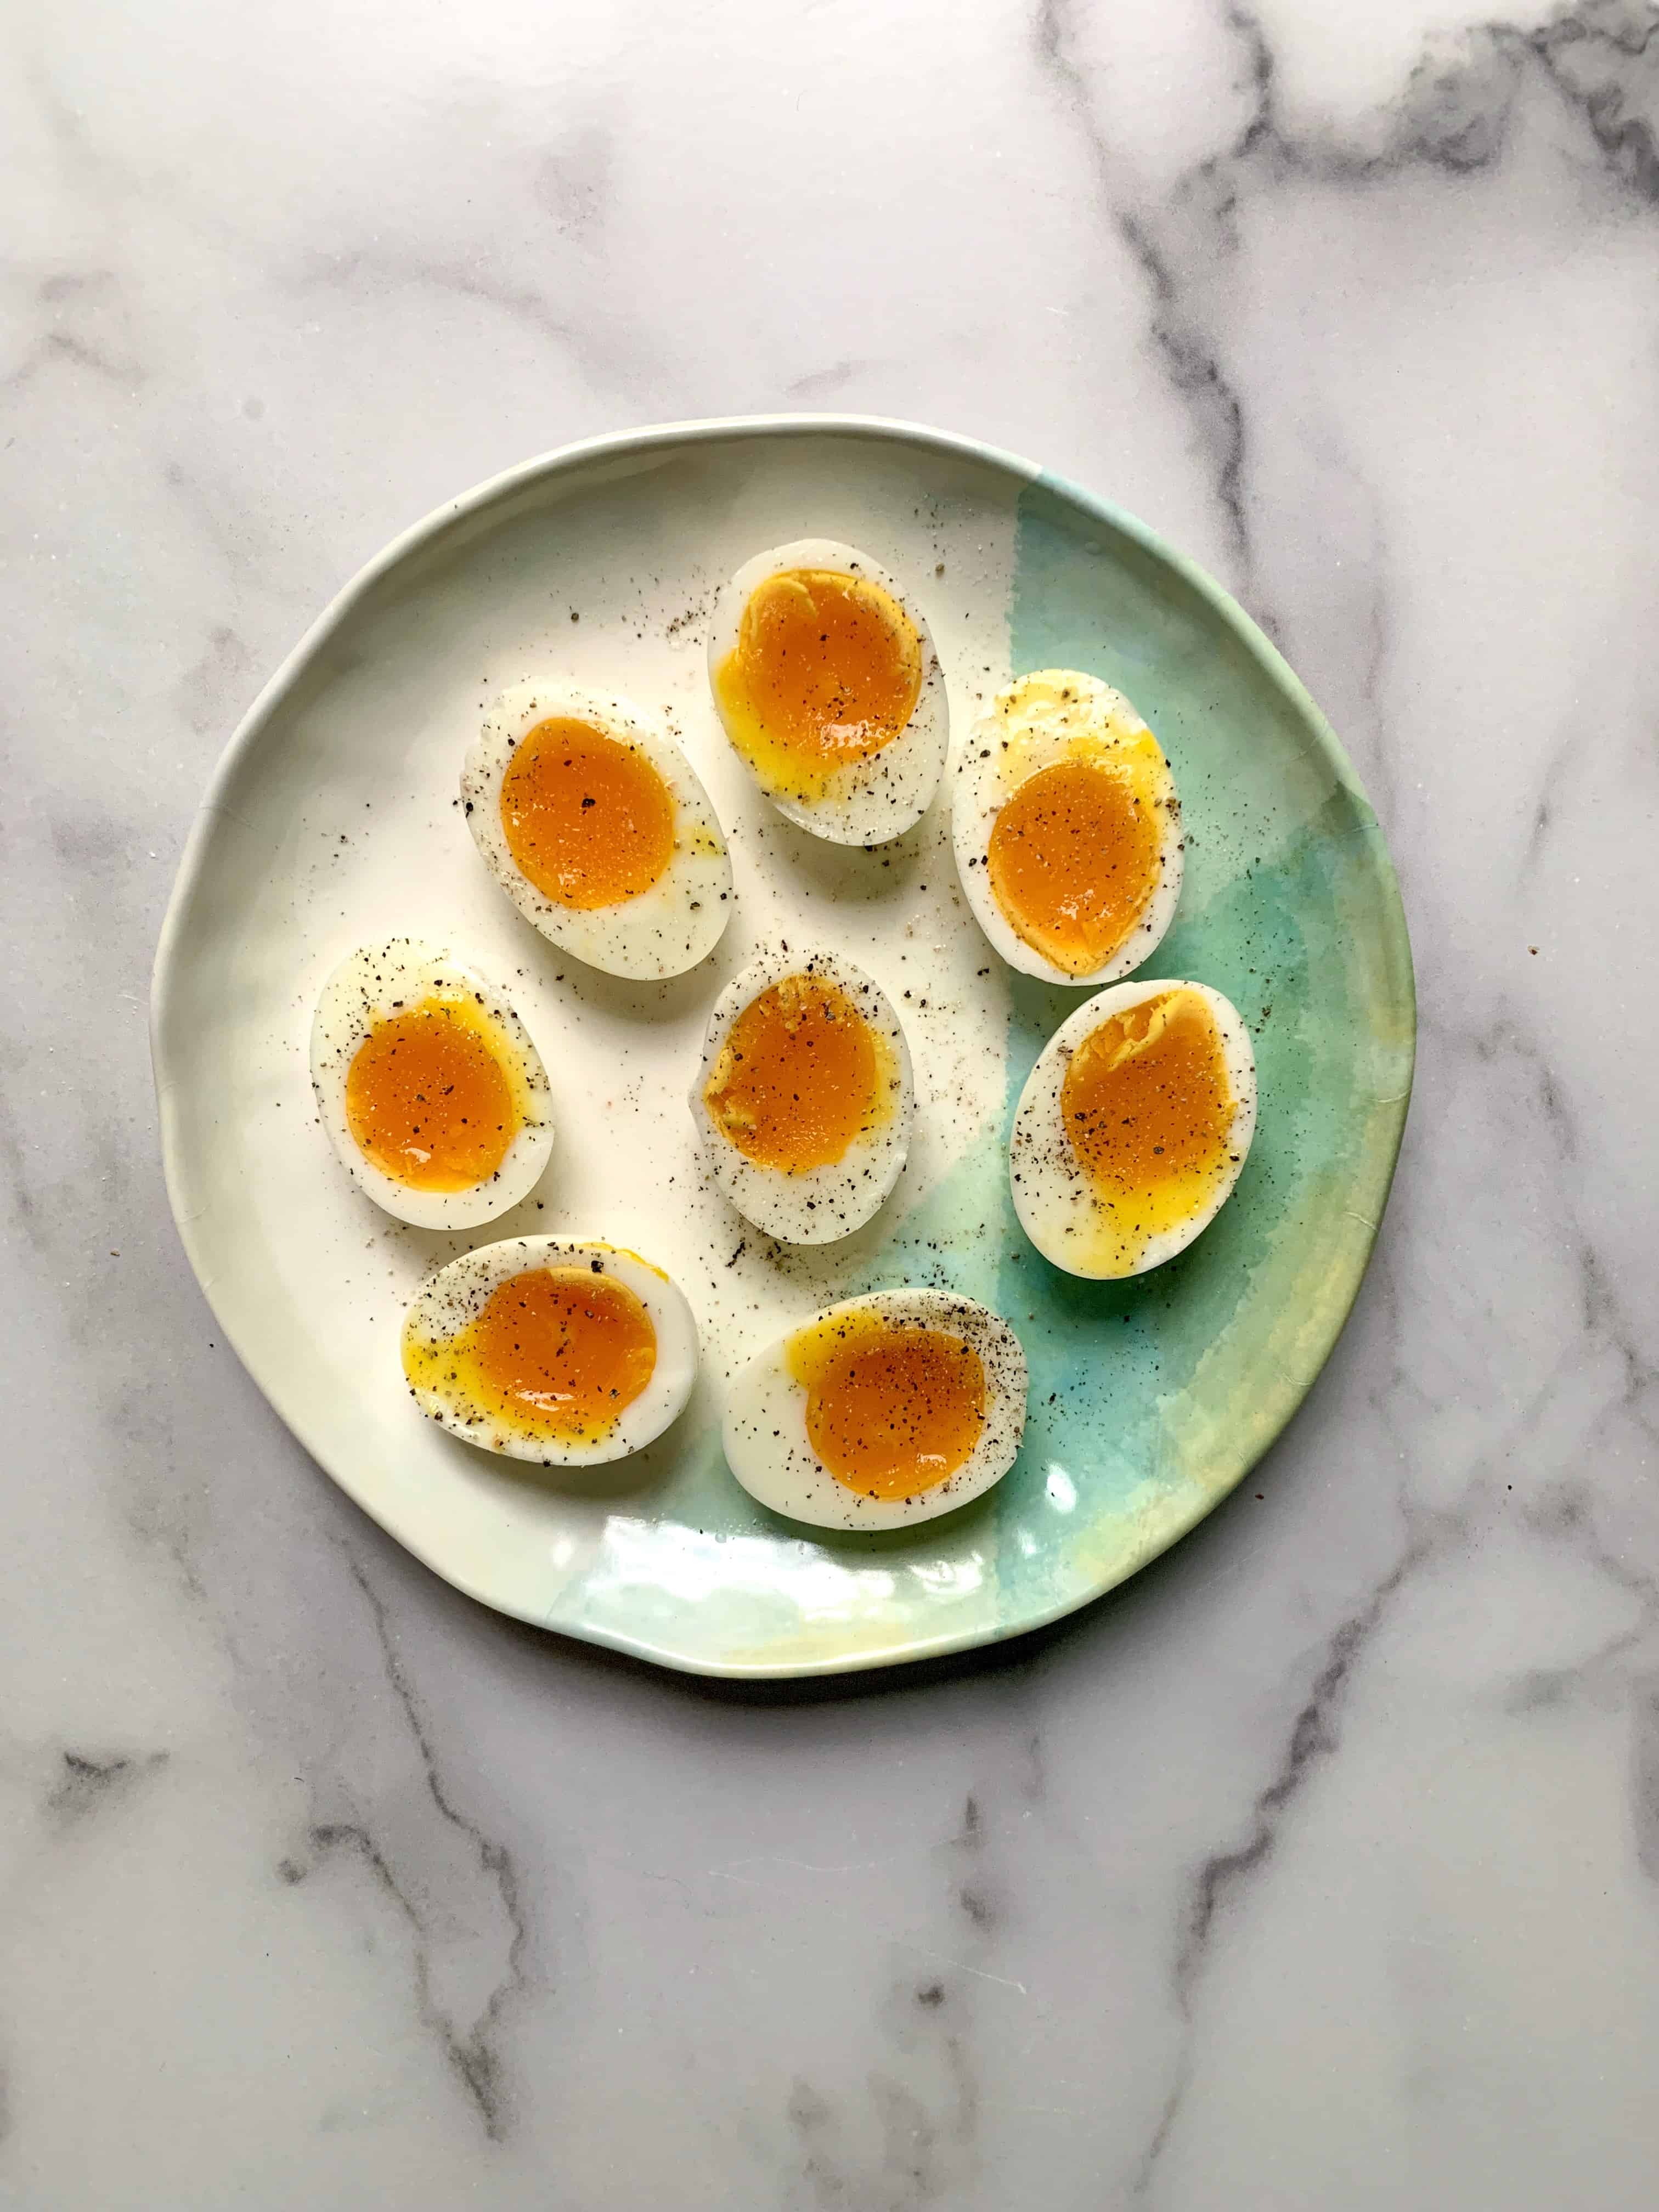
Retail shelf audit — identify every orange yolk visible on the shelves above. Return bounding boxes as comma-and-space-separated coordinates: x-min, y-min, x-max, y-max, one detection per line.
702, 974, 888, 1173
787, 1310, 987, 1499
346, 995, 521, 1191
1060, 988, 1237, 1266
988, 753, 1165, 977
713, 567, 922, 802
403, 1266, 657, 1443
500, 717, 675, 910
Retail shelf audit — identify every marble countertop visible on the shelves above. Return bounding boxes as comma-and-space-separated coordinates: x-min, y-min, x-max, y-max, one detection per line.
8, 2, 1657, 2205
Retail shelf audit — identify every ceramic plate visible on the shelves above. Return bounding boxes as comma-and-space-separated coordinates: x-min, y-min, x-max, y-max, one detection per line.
151, 417, 1414, 1678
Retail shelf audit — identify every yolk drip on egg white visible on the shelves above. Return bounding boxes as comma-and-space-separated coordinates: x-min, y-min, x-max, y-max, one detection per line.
786, 1308, 989, 1500
702, 973, 892, 1173
713, 569, 922, 803
1060, 987, 1238, 1269
403, 1265, 658, 1446
988, 739, 1167, 978
500, 717, 676, 911
345, 994, 525, 1192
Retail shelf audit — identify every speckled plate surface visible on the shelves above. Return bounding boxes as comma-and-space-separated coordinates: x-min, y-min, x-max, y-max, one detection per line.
151, 417, 1414, 1678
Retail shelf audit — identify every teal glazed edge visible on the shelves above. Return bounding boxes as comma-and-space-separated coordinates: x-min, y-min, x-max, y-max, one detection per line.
967, 467, 1418, 1649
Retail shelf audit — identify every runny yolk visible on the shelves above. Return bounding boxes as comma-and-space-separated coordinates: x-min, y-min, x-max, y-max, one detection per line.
403, 1266, 657, 1443
346, 995, 522, 1191
988, 749, 1166, 977
1059, 988, 1238, 1269
500, 717, 676, 910
702, 973, 888, 1173
787, 1310, 987, 1499
713, 567, 922, 802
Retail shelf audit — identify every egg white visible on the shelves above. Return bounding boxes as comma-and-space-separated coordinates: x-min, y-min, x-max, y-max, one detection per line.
953, 669, 1183, 987
402, 1236, 699, 1464
1010, 978, 1257, 1278
461, 680, 732, 979
689, 947, 914, 1245
723, 1288, 1029, 1531
309, 938, 554, 1231
706, 538, 947, 846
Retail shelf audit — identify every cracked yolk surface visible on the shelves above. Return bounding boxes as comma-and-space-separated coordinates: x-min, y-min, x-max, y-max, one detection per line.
714, 568, 922, 802
788, 1308, 986, 1499
346, 995, 522, 1191
1060, 988, 1237, 1266
403, 1266, 657, 1444
988, 747, 1166, 977
703, 973, 887, 1173
500, 716, 675, 910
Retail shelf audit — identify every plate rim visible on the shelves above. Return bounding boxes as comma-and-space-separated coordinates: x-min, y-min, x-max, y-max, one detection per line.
150, 411, 1417, 1680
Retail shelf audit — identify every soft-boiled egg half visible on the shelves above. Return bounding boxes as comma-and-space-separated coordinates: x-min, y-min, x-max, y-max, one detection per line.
462, 681, 732, 979
690, 949, 913, 1244
954, 670, 1183, 986
1011, 978, 1256, 1278
707, 539, 947, 845
402, 1237, 699, 1464
311, 939, 554, 1229
724, 1288, 1028, 1530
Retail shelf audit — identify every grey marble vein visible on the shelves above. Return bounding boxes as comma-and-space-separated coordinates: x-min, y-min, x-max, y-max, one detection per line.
45, 1748, 169, 1827
311, 1550, 533, 2141
1131, 1525, 1440, 2196
1036, 5, 1252, 573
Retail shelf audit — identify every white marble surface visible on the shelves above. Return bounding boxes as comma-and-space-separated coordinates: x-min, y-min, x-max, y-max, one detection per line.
5, 0, 1658, 2203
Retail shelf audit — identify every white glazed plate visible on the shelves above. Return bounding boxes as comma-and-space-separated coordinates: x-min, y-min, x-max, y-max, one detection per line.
151, 417, 1414, 1678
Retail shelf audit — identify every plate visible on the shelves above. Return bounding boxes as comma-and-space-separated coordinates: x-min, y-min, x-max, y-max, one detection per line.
151, 417, 1414, 1678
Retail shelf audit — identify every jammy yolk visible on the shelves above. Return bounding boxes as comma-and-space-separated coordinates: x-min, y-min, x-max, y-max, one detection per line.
702, 974, 887, 1173
714, 568, 922, 801
988, 751, 1165, 977
788, 1310, 987, 1499
1060, 988, 1237, 1267
500, 717, 676, 910
404, 1266, 657, 1443
346, 996, 521, 1190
